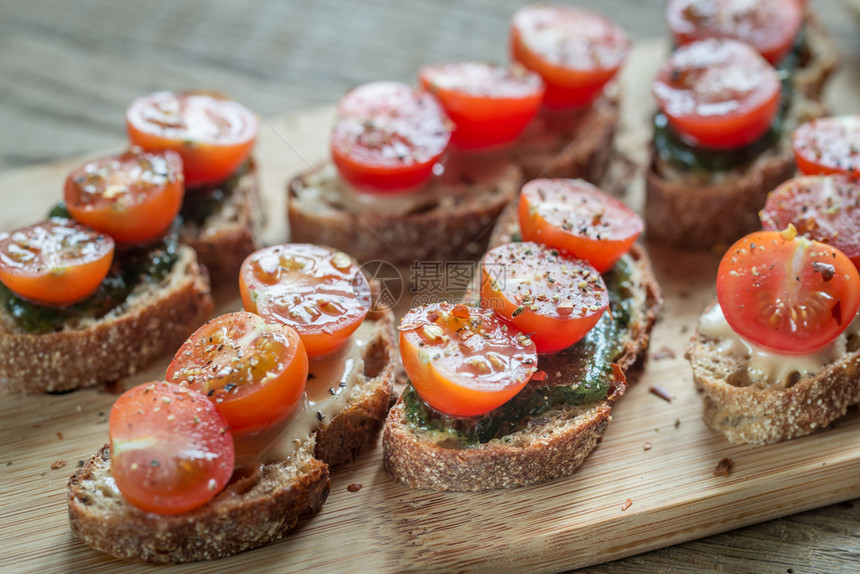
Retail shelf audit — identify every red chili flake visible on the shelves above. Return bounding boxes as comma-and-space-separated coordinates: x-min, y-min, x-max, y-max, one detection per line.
621, 499, 633, 511
50, 460, 66, 470
649, 385, 672, 402
643, 442, 652, 451
347, 483, 363, 492
610, 363, 626, 384
451, 304, 470, 318
531, 370, 547, 382
56, 432, 63, 440
713, 457, 733, 477
652, 346, 676, 361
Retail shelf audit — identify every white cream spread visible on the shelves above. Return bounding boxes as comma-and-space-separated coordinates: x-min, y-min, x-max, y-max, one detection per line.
698, 303, 860, 388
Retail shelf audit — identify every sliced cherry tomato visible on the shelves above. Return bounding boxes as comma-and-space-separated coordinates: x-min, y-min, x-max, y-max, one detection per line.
419, 62, 544, 149
480, 242, 608, 354
399, 302, 537, 416
240, 244, 371, 358
761, 175, 860, 270
518, 178, 642, 273
127, 90, 258, 187
330, 81, 451, 193
167, 312, 308, 433
63, 148, 184, 244
653, 39, 781, 149
109, 381, 234, 515
510, 5, 630, 109
716, 229, 860, 353
792, 115, 860, 178
0, 218, 114, 307
666, 0, 803, 65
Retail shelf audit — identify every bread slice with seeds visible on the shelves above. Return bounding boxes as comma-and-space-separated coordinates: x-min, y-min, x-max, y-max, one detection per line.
68, 309, 396, 563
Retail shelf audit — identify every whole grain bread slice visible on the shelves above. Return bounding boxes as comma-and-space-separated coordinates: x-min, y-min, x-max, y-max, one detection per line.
0, 245, 214, 394
383, 203, 661, 491
68, 310, 396, 563
180, 160, 263, 289
686, 303, 860, 445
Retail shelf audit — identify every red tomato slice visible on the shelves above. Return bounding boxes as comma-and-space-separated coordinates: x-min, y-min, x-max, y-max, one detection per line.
167, 312, 308, 432
666, 0, 803, 65
761, 175, 860, 270
399, 302, 538, 416
109, 381, 234, 515
518, 178, 642, 273
716, 230, 860, 353
481, 242, 608, 354
419, 62, 544, 149
653, 39, 781, 149
127, 91, 258, 187
792, 115, 860, 178
63, 148, 184, 244
240, 244, 371, 358
0, 218, 114, 307
510, 5, 630, 109
330, 82, 452, 193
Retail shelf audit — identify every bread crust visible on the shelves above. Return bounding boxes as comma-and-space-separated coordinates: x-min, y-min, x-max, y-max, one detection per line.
181, 161, 262, 289
68, 310, 396, 563
687, 316, 860, 445
288, 163, 522, 265
0, 246, 214, 394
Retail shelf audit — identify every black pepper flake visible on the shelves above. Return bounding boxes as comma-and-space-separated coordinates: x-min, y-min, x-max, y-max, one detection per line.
208, 389, 216, 397
316, 411, 325, 421
308, 373, 316, 379
150, 460, 160, 467
224, 383, 237, 393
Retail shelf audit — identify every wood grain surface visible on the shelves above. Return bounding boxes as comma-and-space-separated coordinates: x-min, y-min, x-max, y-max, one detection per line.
1, 1, 859, 573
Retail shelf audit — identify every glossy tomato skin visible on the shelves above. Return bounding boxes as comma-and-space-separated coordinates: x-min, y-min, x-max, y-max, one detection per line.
792, 115, 860, 178
653, 39, 781, 149
127, 91, 258, 187
63, 148, 184, 244
240, 244, 371, 358
716, 230, 860, 353
518, 178, 642, 273
330, 81, 451, 193
0, 218, 114, 307
510, 5, 630, 109
419, 62, 544, 149
761, 175, 860, 269
167, 312, 308, 433
666, 0, 803, 65
109, 381, 234, 515
400, 302, 538, 417
481, 242, 608, 353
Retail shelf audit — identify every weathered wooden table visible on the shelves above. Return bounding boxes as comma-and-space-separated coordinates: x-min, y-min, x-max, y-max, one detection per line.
0, 1, 858, 572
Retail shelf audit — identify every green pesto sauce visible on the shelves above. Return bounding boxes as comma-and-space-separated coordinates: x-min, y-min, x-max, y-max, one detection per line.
0, 229, 180, 334
402, 257, 635, 445
179, 160, 249, 227
653, 30, 805, 175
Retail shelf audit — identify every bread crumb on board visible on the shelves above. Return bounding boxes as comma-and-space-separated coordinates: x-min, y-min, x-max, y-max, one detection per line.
50, 460, 66, 470
347, 483, 363, 493
649, 385, 673, 402
713, 458, 733, 477
621, 499, 633, 511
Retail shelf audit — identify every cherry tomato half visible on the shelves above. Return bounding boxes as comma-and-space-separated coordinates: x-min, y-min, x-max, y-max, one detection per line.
240, 244, 371, 358
792, 115, 860, 178
63, 148, 184, 244
510, 5, 630, 109
0, 218, 114, 307
400, 302, 538, 416
127, 91, 258, 187
666, 0, 803, 65
653, 39, 781, 149
481, 242, 608, 354
419, 62, 544, 149
167, 312, 308, 433
518, 178, 642, 273
716, 230, 860, 353
109, 381, 234, 515
761, 175, 860, 270
330, 81, 451, 193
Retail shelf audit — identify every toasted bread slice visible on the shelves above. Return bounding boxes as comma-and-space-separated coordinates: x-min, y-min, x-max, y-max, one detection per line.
180, 160, 263, 288
68, 310, 396, 563
793, 11, 840, 101
514, 88, 619, 183
687, 303, 860, 445
0, 245, 214, 394
383, 203, 661, 491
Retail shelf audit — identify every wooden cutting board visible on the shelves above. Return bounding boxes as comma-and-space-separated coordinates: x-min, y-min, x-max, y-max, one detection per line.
1, 41, 859, 574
